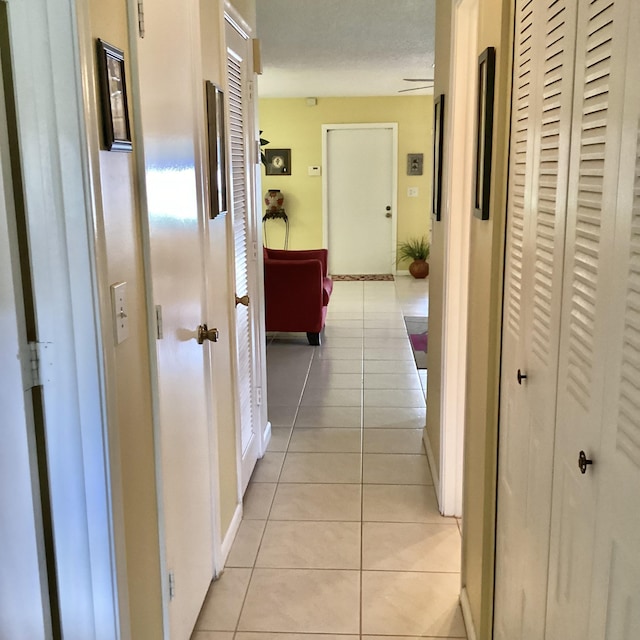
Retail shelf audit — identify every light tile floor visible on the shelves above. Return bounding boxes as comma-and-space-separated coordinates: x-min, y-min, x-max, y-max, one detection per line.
193, 277, 466, 640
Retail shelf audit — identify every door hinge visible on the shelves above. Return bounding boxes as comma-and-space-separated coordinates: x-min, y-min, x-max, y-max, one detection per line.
248, 79, 254, 102
28, 341, 41, 388
155, 305, 163, 340
137, 0, 145, 38
168, 571, 175, 600
252, 241, 258, 261
255, 140, 261, 165
256, 387, 262, 406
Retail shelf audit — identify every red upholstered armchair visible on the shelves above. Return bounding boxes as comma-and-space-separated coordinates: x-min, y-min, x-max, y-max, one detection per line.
263, 247, 333, 345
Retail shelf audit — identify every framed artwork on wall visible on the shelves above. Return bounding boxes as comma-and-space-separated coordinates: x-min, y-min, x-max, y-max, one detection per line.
265, 148, 291, 175
407, 153, 424, 176
432, 94, 445, 221
473, 46, 496, 220
205, 81, 228, 218
96, 39, 132, 152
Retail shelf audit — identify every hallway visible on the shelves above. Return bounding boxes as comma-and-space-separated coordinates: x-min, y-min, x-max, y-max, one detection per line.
193, 278, 466, 639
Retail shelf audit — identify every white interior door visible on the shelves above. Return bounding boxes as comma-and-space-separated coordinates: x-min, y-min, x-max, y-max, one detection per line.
137, 3, 216, 637
325, 126, 396, 274
0, 60, 50, 639
546, 0, 632, 637
495, 0, 575, 637
226, 16, 259, 493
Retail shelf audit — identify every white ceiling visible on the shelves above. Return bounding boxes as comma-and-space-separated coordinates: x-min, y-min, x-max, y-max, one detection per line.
255, 0, 436, 98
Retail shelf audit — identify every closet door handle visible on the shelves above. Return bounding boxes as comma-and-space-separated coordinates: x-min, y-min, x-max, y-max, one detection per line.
578, 450, 593, 474
517, 369, 527, 385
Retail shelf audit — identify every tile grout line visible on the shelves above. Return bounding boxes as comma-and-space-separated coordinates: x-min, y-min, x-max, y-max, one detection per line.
359, 282, 365, 639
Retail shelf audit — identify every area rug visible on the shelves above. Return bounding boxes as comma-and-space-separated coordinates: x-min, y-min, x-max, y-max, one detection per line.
331, 274, 395, 281
404, 316, 428, 369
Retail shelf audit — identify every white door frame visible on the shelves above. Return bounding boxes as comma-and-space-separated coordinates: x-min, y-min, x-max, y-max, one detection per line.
7, 0, 121, 636
224, 3, 266, 484
321, 123, 398, 265
438, 0, 478, 517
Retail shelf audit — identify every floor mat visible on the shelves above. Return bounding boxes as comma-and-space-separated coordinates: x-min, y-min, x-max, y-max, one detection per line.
331, 274, 395, 281
404, 316, 428, 369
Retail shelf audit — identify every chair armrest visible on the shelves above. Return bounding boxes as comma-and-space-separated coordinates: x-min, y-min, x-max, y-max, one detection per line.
265, 248, 328, 277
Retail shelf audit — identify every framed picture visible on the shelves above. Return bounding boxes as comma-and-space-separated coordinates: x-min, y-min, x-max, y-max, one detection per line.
265, 148, 291, 175
432, 94, 445, 221
205, 81, 228, 218
96, 39, 132, 152
473, 47, 496, 220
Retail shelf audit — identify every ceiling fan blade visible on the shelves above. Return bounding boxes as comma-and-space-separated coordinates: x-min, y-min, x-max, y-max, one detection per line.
398, 86, 431, 93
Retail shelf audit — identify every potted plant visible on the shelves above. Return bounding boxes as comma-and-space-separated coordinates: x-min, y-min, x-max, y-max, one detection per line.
397, 236, 430, 278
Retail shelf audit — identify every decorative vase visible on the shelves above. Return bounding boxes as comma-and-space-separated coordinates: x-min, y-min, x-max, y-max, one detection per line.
409, 259, 429, 279
265, 189, 285, 213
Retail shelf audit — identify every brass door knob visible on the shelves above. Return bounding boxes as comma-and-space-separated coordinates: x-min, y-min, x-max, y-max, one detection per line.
197, 324, 219, 344
235, 294, 250, 307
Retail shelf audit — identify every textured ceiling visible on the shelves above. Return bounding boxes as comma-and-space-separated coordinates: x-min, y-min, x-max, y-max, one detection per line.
255, 0, 436, 98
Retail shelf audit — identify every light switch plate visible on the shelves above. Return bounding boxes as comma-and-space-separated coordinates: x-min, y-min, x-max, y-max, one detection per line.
408, 187, 419, 197
308, 166, 321, 176
111, 282, 129, 344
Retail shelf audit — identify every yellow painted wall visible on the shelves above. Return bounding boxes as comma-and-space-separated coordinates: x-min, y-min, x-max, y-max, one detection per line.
459, 1, 513, 638
199, 0, 242, 545
87, 1, 163, 637
258, 96, 433, 265
86, 0, 254, 635
425, 0, 453, 482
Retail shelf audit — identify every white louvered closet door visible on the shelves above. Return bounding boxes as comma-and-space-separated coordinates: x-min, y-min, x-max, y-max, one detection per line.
226, 17, 259, 492
546, 0, 634, 637
587, 0, 640, 636
495, 1, 575, 637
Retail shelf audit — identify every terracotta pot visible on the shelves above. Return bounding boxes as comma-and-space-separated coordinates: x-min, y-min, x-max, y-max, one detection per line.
409, 259, 429, 279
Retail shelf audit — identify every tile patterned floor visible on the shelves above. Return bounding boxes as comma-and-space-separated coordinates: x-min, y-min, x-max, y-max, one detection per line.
193, 278, 466, 640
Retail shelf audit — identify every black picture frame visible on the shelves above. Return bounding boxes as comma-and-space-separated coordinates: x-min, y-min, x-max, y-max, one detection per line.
96, 39, 132, 152
205, 81, 228, 218
265, 148, 291, 175
473, 47, 496, 220
432, 94, 445, 221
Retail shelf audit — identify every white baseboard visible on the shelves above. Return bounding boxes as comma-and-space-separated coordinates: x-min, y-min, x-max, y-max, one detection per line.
261, 420, 272, 457
460, 586, 478, 640
219, 502, 243, 568
423, 429, 442, 512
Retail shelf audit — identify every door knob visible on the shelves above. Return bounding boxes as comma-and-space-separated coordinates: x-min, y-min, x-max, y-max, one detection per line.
197, 324, 219, 344
517, 369, 527, 384
385, 212, 392, 218
578, 450, 593, 474
235, 294, 250, 307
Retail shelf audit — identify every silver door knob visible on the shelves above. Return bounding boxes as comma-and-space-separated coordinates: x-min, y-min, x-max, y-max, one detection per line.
197, 324, 219, 344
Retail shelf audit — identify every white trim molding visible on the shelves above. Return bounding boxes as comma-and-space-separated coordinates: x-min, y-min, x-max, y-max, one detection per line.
219, 503, 243, 570
460, 587, 479, 640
